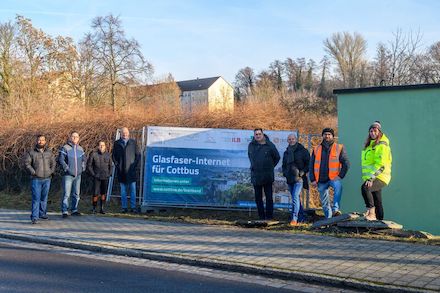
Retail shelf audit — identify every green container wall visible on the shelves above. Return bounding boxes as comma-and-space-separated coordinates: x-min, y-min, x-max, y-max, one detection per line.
337, 87, 440, 235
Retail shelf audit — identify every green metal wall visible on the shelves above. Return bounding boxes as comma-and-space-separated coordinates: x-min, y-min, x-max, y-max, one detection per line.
338, 87, 440, 235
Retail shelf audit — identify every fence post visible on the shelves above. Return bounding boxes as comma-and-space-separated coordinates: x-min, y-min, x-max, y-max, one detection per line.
139, 126, 146, 206
106, 128, 121, 202
306, 134, 313, 209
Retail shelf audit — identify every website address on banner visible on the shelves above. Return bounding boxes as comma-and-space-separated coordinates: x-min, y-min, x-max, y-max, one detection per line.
151, 186, 203, 195
152, 177, 192, 185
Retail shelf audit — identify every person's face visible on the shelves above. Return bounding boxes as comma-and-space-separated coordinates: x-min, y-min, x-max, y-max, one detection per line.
98, 142, 106, 153
37, 136, 46, 148
70, 133, 80, 145
322, 132, 333, 143
121, 128, 130, 140
287, 135, 297, 145
369, 127, 380, 140
254, 130, 264, 142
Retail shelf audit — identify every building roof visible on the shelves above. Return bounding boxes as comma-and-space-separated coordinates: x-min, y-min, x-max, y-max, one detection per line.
177, 76, 221, 92
333, 83, 440, 95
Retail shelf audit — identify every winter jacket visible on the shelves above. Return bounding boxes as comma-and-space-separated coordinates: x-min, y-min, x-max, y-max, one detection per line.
361, 133, 392, 185
248, 134, 280, 185
87, 150, 112, 180
282, 143, 310, 187
112, 138, 140, 183
58, 142, 87, 177
309, 141, 350, 183
24, 146, 56, 179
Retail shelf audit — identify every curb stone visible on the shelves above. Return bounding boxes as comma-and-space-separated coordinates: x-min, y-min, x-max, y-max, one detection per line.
0, 231, 432, 293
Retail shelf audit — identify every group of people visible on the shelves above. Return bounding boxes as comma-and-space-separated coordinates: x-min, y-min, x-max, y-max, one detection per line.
24, 123, 392, 226
248, 122, 392, 226
24, 127, 140, 224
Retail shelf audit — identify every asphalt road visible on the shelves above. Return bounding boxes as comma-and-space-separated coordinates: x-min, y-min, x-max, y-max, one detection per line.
0, 241, 301, 293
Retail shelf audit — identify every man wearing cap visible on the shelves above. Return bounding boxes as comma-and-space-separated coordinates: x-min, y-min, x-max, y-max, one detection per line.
309, 128, 350, 218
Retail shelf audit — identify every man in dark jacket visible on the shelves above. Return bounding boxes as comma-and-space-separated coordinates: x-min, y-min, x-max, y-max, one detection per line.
87, 141, 112, 214
282, 132, 310, 226
24, 134, 56, 224
59, 131, 87, 218
112, 127, 140, 213
248, 128, 280, 220
309, 128, 350, 218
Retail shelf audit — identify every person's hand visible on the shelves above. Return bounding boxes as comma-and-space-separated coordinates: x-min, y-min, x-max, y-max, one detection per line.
365, 179, 373, 188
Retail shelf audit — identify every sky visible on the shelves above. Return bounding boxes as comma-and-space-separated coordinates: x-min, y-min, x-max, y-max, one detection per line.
1, 0, 439, 83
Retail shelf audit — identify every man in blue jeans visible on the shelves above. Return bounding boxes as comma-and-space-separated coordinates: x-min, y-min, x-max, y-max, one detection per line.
24, 135, 56, 224
282, 133, 310, 226
59, 131, 86, 218
112, 127, 140, 213
309, 128, 350, 218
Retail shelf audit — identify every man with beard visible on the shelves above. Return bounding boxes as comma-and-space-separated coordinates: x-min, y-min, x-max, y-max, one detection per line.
24, 134, 56, 224
309, 128, 350, 218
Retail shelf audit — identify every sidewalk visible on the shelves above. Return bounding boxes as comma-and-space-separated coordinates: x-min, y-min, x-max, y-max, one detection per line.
0, 209, 439, 292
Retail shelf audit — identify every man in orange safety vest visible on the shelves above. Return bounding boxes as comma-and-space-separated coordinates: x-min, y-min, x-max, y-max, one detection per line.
309, 128, 350, 218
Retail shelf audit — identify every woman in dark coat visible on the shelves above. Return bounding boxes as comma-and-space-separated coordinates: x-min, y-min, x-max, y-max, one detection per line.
87, 141, 112, 214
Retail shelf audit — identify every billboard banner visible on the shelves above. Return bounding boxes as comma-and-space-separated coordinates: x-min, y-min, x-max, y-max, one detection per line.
143, 126, 297, 208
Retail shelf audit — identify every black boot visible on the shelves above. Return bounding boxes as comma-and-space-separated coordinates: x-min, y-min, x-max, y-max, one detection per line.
92, 195, 99, 214
99, 195, 106, 214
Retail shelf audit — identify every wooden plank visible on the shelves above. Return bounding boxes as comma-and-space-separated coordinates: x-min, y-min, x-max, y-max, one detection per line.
311, 213, 360, 229
337, 220, 403, 230
235, 220, 280, 228
370, 229, 435, 239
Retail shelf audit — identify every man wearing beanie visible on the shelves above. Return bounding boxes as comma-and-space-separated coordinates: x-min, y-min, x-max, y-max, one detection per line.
309, 128, 350, 218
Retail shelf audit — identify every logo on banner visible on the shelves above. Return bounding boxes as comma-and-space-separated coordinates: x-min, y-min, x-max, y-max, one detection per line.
231, 137, 241, 143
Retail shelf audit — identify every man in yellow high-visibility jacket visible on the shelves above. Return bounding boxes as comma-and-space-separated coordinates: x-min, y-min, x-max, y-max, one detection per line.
361, 121, 392, 221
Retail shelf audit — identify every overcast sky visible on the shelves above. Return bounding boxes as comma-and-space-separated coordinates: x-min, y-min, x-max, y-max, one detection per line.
1, 0, 439, 83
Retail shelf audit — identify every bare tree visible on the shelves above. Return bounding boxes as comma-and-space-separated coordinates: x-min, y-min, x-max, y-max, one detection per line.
86, 14, 153, 111
317, 56, 331, 98
324, 32, 367, 88
234, 66, 256, 98
426, 41, 440, 82
269, 60, 284, 91
304, 59, 316, 91
387, 29, 423, 85
373, 43, 391, 85
295, 58, 306, 91
15, 15, 49, 81
284, 58, 297, 92
77, 34, 108, 106
0, 21, 15, 111
253, 70, 277, 102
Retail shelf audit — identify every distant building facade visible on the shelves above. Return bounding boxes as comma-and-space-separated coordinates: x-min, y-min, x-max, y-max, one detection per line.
177, 76, 234, 112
